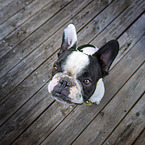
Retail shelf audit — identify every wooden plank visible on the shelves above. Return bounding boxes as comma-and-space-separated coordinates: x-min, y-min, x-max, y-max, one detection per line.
77, 0, 130, 45
0, 0, 112, 98
133, 129, 145, 145
0, 0, 52, 39
103, 94, 145, 145
0, 0, 91, 74
0, 0, 33, 24
12, 36, 145, 145
0, 0, 72, 57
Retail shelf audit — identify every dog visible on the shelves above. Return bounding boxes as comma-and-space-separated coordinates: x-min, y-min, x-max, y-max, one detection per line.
48, 24, 119, 105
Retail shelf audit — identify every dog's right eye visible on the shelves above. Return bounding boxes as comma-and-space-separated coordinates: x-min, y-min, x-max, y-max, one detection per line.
84, 79, 91, 85
53, 66, 58, 72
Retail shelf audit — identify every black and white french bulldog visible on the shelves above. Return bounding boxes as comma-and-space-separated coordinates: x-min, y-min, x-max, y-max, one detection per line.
48, 24, 119, 105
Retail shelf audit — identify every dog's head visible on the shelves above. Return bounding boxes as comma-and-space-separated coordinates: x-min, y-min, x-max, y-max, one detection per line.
48, 24, 119, 104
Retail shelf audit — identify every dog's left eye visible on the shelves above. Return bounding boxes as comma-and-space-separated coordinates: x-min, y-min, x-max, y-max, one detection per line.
84, 79, 91, 85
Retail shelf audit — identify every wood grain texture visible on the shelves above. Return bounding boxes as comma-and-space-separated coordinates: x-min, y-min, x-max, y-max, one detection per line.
103, 94, 145, 145
0, 0, 52, 40
0, 0, 12, 9
0, 0, 33, 24
0, 0, 72, 58
0, 83, 54, 144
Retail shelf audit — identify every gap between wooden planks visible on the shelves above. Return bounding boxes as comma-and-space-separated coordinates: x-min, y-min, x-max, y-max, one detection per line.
0, 0, 72, 41
74, 88, 145, 145
133, 128, 145, 145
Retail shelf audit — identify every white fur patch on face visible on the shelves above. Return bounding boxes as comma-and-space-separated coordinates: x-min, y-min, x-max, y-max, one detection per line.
68, 86, 83, 104
63, 51, 89, 77
81, 47, 99, 55
48, 73, 60, 93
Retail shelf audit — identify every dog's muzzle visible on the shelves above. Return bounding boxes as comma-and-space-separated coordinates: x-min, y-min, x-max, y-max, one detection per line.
48, 73, 84, 104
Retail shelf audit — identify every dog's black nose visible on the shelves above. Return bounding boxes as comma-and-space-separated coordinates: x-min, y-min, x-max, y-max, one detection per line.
59, 79, 70, 87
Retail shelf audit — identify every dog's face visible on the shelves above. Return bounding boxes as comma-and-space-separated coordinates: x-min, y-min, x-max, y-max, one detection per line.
48, 24, 119, 105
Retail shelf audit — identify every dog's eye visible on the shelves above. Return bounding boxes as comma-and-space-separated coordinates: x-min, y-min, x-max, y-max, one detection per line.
84, 79, 91, 85
53, 66, 58, 72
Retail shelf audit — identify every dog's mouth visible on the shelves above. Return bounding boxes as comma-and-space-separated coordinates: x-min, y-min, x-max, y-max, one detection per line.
51, 91, 72, 104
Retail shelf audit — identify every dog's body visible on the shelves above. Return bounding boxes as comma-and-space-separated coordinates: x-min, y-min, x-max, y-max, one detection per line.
48, 24, 119, 105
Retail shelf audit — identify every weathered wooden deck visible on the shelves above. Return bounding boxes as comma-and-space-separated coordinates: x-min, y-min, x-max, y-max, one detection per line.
0, 0, 145, 144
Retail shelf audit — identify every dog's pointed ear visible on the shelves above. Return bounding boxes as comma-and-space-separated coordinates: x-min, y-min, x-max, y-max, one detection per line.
93, 40, 119, 77
58, 24, 77, 57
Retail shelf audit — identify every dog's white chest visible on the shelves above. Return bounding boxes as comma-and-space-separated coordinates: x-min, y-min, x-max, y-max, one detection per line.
89, 78, 105, 104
